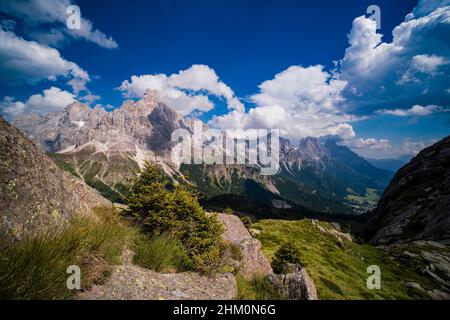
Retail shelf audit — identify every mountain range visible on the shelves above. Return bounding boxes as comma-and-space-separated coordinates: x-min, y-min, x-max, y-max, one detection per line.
366, 155, 413, 172
13, 90, 393, 216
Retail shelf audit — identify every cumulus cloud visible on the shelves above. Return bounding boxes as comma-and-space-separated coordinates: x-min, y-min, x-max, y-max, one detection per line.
0, 0, 118, 49
400, 138, 434, 155
0, 96, 26, 119
118, 64, 244, 115
344, 137, 392, 151
0, 87, 76, 120
342, 136, 436, 159
377, 104, 449, 116
0, 29, 90, 92
339, 2, 450, 113
210, 65, 356, 141
411, 54, 448, 74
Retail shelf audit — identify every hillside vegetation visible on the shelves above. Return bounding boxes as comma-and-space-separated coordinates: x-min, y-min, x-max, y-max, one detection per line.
0, 207, 136, 299
253, 219, 436, 299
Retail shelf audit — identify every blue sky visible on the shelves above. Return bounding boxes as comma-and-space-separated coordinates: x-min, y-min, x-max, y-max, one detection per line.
0, 0, 449, 158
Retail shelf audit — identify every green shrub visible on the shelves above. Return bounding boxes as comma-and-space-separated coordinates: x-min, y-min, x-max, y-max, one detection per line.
133, 234, 191, 272
236, 275, 282, 300
224, 207, 233, 214
229, 243, 243, 262
0, 207, 135, 300
271, 241, 303, 273
125, 162, 224, 273
240, 216, 252, 229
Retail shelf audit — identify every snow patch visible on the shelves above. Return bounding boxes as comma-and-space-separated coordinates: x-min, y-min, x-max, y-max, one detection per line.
72, 120, 85, 128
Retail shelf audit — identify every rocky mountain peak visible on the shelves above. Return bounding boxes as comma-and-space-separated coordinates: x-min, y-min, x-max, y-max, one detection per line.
142, 89, 159, 103
298, 137, 328, 159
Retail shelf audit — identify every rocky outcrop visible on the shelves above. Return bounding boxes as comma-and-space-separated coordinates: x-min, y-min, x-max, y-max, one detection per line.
78, 264, 237, 300
268, 263, 318, 300
311, 219, 352, 247
79, 212, 271, 300
384, 240, 450, 299
0, 116, 111, 246
217, 213, 273, 279
369, 135, 450, 244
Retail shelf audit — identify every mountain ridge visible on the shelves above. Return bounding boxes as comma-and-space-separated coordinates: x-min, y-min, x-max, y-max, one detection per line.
12, 91, 392, 215
369, 135, 450, 244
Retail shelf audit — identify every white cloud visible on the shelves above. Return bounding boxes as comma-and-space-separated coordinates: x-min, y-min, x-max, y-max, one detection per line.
339, 3, 450, 113
80, 93, 101, 104
26, 87, 76, 113
0, 96, 26, 119
346, 138, 392, 150
210, 65, 356, 141
0, 0, 118, 49
411, 54, 448, 74
118, 64, 244, 115
377, 104, 448, 116
400, 138, 433, 155
0, 29, 90, 92
0, 87, 76, 120
342, 136, 436, 159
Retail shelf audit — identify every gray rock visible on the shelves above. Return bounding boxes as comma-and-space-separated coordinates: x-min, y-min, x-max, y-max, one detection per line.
268, 263, 318, 300
427, 289, 450, 300
217, 213, 273, 279
405, 282, 424, 291
78, 264, 237, 300
0, 116, 111, 246
369, 135, 450, 244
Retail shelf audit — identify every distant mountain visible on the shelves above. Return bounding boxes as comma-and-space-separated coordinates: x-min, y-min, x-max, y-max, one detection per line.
0, 116, 110, 246
369, 135, 450, 244
366, 155, 414, 172
14, 90, 185, 202
13, 90, 393, 216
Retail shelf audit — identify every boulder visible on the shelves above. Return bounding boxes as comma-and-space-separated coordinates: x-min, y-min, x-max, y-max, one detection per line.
0, 116, 111, 246
217, 213, 273, 279
268, 263, 318, 300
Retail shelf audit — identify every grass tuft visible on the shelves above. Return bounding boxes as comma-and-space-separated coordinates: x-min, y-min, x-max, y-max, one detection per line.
0, 207, 136, 300
133, 234, 192, 272
236, 275, 282, 300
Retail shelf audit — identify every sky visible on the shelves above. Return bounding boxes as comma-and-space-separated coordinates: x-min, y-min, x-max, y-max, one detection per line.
0, 0, 449, 159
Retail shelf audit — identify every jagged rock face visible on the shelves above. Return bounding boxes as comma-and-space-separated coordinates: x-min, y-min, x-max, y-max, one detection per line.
0, 116, 111, 246
13, 90, 185, 202
13, 90, 188, 156
370, 135, 450, 244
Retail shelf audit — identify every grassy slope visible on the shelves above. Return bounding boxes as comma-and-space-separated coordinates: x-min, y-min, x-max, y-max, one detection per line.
253, 219, 435, 300
0, 207, 137, 300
